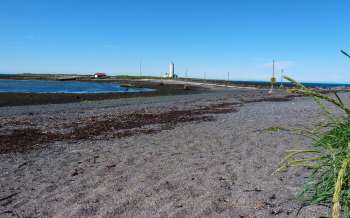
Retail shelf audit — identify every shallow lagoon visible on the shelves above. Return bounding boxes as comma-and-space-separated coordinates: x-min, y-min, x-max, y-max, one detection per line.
0, 80, 154, 94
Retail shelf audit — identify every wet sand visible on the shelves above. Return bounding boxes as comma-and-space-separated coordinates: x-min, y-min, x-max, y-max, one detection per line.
1, 89, 345, 217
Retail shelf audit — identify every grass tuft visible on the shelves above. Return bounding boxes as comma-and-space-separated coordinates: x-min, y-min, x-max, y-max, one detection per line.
274, 76, 350, 218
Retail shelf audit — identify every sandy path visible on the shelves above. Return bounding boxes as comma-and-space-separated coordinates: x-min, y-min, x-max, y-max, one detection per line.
140, 79, 259, 90
1, 91, 347, 217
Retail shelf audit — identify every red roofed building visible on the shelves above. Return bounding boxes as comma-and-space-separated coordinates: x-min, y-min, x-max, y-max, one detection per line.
94, 72, 107, 78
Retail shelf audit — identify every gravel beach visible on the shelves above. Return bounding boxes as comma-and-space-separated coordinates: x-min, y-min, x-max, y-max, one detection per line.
1, 88, 347, 217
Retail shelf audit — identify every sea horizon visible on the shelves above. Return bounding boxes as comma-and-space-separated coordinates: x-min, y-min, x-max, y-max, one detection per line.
1, 73, 350, 88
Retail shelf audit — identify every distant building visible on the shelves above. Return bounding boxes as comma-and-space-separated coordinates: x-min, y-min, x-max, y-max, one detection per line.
162, 62, 178, 78
94, 72, 107, 78
169, 62, 175, 78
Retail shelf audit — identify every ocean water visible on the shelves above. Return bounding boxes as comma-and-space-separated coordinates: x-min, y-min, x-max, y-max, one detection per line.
0, 80, 155, 94
230, 80, 350, 89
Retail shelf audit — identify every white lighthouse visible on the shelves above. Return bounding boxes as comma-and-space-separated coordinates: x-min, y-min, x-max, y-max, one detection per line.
169, 62, 175, 78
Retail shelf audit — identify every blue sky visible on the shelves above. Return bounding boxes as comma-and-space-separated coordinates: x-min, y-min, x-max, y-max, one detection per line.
0, 0, 349, 82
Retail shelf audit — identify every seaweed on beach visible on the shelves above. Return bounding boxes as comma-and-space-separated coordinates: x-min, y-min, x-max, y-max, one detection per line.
0, 128, 60, 154
0, 102, 238, 154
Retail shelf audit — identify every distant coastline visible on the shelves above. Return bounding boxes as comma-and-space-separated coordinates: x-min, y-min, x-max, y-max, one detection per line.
1, 73, 350, 89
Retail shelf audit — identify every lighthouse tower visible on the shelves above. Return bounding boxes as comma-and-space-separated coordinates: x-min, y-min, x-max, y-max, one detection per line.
169, 62, 175, 78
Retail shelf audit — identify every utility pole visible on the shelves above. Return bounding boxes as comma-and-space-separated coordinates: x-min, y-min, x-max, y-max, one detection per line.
227, 72, 230, 81
204, 72, 206, 80
269, 60, 277, 94
280, 69, 284, 88
139, 60, 142, 77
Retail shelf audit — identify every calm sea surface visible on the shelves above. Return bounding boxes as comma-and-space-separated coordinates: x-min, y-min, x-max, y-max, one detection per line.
231, 80, 350, 89
0, 80, 154, 94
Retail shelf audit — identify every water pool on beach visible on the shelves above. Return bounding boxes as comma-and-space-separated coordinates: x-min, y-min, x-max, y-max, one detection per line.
0, 80, 155, 94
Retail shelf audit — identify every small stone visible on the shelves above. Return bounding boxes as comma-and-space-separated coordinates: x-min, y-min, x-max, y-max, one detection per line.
269, 194, 276, 200
270, 208, 283, 215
